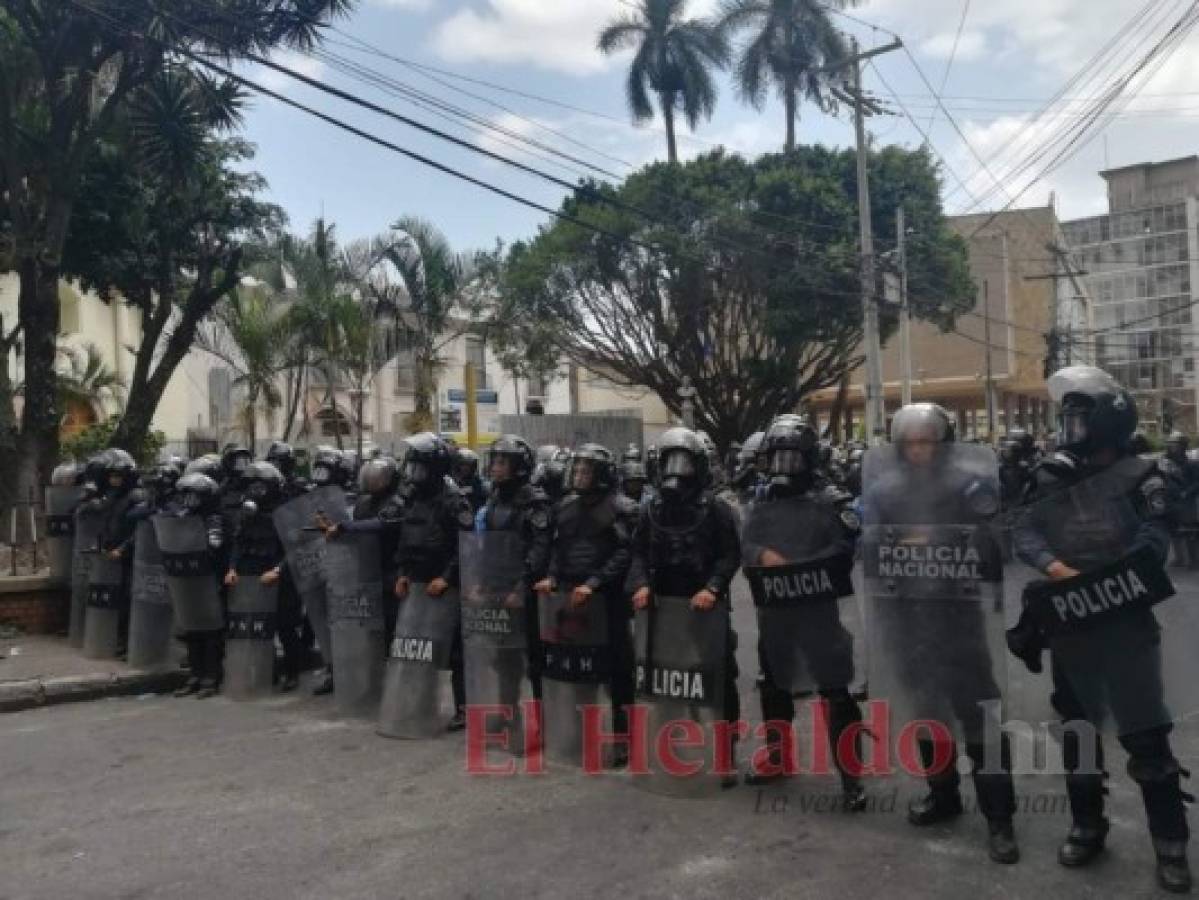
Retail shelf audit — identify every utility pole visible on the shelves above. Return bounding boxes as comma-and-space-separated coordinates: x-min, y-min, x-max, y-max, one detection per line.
983, 279, 996, 439
834, 36, 903, 444
897, 206, 913, 406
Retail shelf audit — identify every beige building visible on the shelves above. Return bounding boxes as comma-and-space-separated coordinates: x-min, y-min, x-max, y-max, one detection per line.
809, 205, 1092, 442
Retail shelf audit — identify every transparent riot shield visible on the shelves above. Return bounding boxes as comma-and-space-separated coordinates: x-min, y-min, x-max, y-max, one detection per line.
632, 595, 730, 798
1010, 456, 1199, 736
378, 579, 460, 738
459, 532, 535, 759
127, 518, 173, 670
741, 496, 861, 696
154, 514, 223, 632
272, 486, 349, 671
45, 484, 80, 581
225, 577, 279, 700
538, 590, 611, 767
861, 442, 1008, 745
69, 503, 103, 648
324, 529, 385, 717
82, 552, 124, 660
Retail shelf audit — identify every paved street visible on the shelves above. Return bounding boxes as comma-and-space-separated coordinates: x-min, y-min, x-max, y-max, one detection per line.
3, 566, 1199, 899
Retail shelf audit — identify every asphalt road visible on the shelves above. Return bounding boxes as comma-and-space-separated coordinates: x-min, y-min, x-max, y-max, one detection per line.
4, 564, 1199, 900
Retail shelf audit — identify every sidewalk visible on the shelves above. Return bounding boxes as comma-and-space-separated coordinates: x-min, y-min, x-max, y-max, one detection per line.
0, 633, 185, 712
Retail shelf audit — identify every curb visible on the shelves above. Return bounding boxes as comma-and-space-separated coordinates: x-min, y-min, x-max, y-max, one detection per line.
0, 667, 187, 713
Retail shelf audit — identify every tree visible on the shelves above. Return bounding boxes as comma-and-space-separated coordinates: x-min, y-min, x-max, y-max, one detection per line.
373, 219, 477, 434
499, 147, 974, 451
61, 66, 284, 455
0, 0, 352, 496
198, 286, 290, 451
54, 343, 126, 416
598, 0, 730, 164
719, 0, 854, 152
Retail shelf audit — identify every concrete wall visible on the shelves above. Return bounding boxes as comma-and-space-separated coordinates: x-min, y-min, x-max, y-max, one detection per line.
498, 414, 643, 453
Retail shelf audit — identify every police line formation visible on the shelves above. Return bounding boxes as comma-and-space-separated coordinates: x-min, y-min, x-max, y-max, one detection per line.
41, 365, 1199, 894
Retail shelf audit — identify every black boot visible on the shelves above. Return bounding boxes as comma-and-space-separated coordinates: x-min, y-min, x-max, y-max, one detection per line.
312, 667, 334, 695
194, 678, 218, 700
988, 820, 1020, 864
1154, 839, 1192, 894
1058, 819, 1109, 867
907, 789, 964, 826
447, 708, 467, 732
842, 780, 868, 813
174, 677, 201, 698
744, 744, 791, 785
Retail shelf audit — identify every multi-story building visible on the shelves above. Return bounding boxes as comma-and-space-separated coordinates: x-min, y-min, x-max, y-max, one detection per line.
1062, 156, 1199, 435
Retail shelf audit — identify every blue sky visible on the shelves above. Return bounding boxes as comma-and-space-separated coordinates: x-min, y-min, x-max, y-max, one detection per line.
238, 0, 1199, 253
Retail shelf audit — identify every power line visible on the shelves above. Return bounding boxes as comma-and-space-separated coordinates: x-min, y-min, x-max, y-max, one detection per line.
925, 0, 972, 137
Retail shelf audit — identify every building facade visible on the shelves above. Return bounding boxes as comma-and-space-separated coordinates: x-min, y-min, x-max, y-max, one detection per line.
808, 205, 1090, 441
1061, 156, 1199, 436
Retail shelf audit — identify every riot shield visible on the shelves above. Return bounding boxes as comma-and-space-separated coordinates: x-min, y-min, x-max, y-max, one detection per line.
323, 529, 385, 717
861, 442, 1008, 744
153, 514, 223, 632
740, 497, 861, 696
633, 595, 730, 798
225, 577, 279, 700
272, 487, 348, 669
538, 590, 611, 767
82, 552, 124, 660
459, 532, 535, 758
127, 518, 174, 670
1011, 460, 1199, 736
378, 580, 460, 738
69, 503, 103, 648
45, 484, 80, 581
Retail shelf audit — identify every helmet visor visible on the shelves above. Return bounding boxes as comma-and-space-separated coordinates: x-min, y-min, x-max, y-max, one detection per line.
403, 460, 430, 485
769, 448, 808, 477
1061, 408, 1090, 448
660, 450, 695, 478
312, 465, 333, 485
570, 459, 595, 491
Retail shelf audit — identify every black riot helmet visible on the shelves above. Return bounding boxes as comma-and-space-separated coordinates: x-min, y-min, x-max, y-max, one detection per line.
310, 446, 343, 487
1165, 430, 1189, 461
52, 462, 81, 487
645, 445, 659, 482
147, 457, 185, 505
220, 445, 253, 482
622, 443, 642, 464
1130, 431, 1152, 457
401, 432, 452, 494
763, 416, 819, 495
359, 456, 399, 498
620, 459, 648, 502
103, 448, 139, 494
567, 443, 615, 496
266, 441, 296, 478
243, 461, 285, 509
488, 434, 535, 487
176, 472, 220, 514
1007, 427, 1035, 458
655, 427, 709, 503
1047, 365, 1137, 457
453, 447, 480, 484
891, 403, 955, 468
184, 454, 222, 482
338, 451, 360, 489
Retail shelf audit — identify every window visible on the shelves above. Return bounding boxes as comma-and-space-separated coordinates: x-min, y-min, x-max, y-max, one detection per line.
465, 336, 488, 390
316, 408, 352, 437
395, 347, 416, 392
527, 372, 546, 398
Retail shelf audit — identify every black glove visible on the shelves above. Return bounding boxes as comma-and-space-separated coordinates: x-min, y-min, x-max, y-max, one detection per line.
1005, 591, 1045, 674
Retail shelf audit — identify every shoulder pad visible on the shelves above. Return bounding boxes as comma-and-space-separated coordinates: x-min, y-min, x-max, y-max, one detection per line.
839, 506, 862, 533
1140, 473, 1170, 515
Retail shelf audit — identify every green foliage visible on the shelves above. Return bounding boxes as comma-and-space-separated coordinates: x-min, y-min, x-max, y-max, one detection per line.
500, 146, 974, 449
62, 417, 165, 467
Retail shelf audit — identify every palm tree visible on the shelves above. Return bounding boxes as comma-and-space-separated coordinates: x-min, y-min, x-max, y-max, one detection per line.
719, 0, 853, 152
373, 218, 477, 433
198, 287, 289, 452
54, 344, 127, 419
598, 0, 730, 164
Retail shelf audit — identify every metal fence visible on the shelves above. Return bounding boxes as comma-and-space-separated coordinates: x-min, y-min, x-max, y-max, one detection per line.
498, 413, 644, 452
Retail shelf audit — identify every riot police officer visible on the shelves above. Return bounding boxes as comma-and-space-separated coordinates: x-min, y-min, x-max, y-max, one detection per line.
452, 447, 489, 513
619, 459, 649, 505
532, 445, 570, 504
480, 435, 554, 698
390, 434, 474, 729
171, 473, 227, 698
627, 427, 742, 736
223, 464, 286, 625
535, 444, 639, 757
740, 417, 866, 808
310, 445, 344, 491
863, 403, 1017, 863
1012, 367, 1190, 892
263, 441, 309, 690
95, 449, 146, 657
1160, 431, 1199, 567
731, 431, 767, 502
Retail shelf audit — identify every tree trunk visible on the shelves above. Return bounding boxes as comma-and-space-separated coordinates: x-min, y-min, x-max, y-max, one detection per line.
0, 334, 18, 508
661, 95, 678, 164
356, 388, 365, 460
828, 371, 851, 443
16, 257, 61, 497
784, 83, 798, 153
282, 366, 302, 442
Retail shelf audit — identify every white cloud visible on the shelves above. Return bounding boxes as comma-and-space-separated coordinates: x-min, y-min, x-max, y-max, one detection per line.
370, 0, 433, 7
256, 50, 327, 93
431, 0, 721, 76
920, 30, 987, 63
